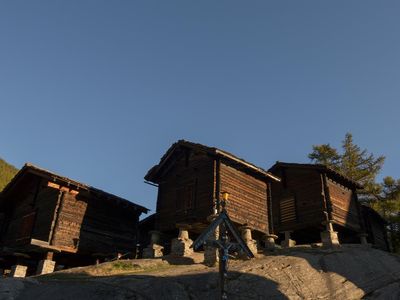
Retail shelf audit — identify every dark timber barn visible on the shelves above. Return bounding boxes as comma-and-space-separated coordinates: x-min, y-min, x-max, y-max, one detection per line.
268, 162, 367, 245
144, 140, 281, 252
0, 164, 148, 276
361, 205, 389, 251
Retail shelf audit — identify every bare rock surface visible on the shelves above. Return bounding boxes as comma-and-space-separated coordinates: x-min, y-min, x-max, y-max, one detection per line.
1, 246, 399, 299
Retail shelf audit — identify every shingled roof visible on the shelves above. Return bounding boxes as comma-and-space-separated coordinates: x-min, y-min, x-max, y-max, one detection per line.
268, 162, 363, 189
145, 140, 280, 183
1, 163, 149, 213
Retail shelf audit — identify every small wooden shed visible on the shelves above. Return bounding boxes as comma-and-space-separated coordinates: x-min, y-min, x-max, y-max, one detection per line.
268, 162, 365, 244
144, 140, 280, 245
0, 164, 148, 271
361, 205, 389, 251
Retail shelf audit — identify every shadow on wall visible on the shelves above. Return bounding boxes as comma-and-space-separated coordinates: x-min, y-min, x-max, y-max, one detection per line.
16, 271, 288, 300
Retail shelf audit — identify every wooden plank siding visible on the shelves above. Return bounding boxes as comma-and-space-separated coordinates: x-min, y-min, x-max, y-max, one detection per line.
360, 205, 388, 250
369, 221, 388, 250
31, 186, 60, 242
327, 179, 361, 231
0, 164, 148, 259
78, 194, 141, 254
155, 151, 214, 232
1, 175, 41, 246
271, 168, 326, 232
220, 162, 268, 234
50, 191, 87, 251
145, 140, 280, 240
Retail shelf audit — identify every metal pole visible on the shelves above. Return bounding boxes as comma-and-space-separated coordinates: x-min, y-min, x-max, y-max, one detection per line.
219, 221, 228, 300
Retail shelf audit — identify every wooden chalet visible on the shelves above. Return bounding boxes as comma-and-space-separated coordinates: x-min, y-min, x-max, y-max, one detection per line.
268, 162, 365, 245
144, 140, 280, 249
0, 164, 148, 273
361, 205, 389, 251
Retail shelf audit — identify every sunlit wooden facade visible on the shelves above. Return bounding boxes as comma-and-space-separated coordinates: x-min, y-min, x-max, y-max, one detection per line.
144, 140, 280, 243
0, 164, 148, 271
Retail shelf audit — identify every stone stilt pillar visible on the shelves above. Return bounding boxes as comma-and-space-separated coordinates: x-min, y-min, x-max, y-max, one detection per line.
240, 225, 258, 257
171, 224, 193, 257
264, 234, 278, 252
36, 252, 56, 275
204, 214, 219, 267
36, 260, 56, 275
143, 230, 164, 258
321, 221, 340, 248
10, 265, 27, 278
358, 233, 369, 246
281, 231, 296, 248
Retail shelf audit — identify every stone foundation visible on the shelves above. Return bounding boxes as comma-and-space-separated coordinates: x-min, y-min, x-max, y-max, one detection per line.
264, 234, 278, 252
10, 265, 27, 278
143, 230, 164, 258
321, 230, 340, 247
36, 259, 56, 275
321, 221, 340, 248
240, 226, 258, 257
203, 214, 219, 266
143, 244, 164, 258
281, 231, 296, 248
170, 225, 193, 257
204, 246, 219, 266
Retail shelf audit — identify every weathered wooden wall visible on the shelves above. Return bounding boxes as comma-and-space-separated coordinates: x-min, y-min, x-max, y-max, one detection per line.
1, 174, 42, 246
31, 185, 60, 243
79, 194, 140, 254
155, 150, 214, 232
1, 172, 142, 256
368, 219, 388, 250
362, 207, 388, 251
220, 162, 268, 234
270, 168, 325, 233
327, 178, 361, 231
50, 191, 86, 251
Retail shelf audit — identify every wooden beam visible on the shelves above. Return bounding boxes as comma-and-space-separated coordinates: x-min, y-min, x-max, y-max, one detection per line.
48, 191, 65, 245
30, 239, 77, 253
215, 157, 221, 212
267, 182, 274, 234
321, 173, 333, 221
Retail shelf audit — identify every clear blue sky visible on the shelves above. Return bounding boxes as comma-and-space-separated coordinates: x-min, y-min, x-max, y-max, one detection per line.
1, 1, 399, 214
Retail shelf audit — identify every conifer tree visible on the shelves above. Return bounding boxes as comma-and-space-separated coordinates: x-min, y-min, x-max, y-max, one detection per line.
308, 144, 340, 168
308, 133, 384, 201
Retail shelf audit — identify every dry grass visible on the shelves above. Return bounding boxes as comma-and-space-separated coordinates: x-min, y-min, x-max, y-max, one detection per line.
38, 259, 175, 280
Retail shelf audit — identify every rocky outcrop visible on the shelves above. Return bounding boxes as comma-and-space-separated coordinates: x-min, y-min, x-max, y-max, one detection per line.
1, 246, 399, 299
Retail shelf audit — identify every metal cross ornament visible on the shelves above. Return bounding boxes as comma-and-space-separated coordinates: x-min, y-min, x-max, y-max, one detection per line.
192, 194, 254, 299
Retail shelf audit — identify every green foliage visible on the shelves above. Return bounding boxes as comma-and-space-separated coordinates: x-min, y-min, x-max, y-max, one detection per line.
308, 133, 385, 201
308, 144, 340, 168
0, 158, 18, 191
